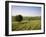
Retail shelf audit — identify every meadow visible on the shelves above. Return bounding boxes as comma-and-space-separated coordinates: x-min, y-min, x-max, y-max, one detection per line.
12, 16, 41, 31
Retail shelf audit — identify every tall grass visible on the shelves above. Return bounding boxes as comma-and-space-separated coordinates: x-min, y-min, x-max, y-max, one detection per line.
12, 16, 41, 31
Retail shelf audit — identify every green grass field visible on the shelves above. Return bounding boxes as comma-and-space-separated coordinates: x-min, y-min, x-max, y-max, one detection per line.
12, 16, 41, 31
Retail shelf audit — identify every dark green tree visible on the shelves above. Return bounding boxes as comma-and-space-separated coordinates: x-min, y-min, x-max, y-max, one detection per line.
15, 15, 23, 22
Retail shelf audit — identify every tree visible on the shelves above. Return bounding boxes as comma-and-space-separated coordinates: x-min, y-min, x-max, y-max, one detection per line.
15, 15, 23, 22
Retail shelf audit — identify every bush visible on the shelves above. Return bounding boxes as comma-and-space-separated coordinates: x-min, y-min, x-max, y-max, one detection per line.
15, 15, 23, 22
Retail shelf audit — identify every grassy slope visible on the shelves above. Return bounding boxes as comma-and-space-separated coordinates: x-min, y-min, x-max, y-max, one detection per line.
12, 19, 41, 31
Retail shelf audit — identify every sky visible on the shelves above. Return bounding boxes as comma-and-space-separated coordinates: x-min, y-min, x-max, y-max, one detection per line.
11, 5, 41, 16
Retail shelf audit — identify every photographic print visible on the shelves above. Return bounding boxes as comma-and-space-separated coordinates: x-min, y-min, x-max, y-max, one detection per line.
5, 1, 45, 36
12, 5, 41, 31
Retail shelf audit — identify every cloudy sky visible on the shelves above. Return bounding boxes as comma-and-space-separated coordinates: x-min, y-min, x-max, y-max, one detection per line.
11, 5, 41, 16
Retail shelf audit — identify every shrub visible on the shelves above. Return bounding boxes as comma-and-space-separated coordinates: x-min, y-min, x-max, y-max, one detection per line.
15, 15, 23, 22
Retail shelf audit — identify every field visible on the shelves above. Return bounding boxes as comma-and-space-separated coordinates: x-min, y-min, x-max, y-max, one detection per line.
12, 16, 41, 31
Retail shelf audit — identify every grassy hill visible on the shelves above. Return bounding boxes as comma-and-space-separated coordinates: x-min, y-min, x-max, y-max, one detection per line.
12, 16, 41, 31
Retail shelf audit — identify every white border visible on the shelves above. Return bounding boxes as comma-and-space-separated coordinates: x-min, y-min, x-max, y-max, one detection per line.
9, 3, 44, 35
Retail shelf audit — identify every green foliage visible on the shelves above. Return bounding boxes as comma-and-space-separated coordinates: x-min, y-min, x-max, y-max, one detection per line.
15, 15, 23, 22
12, 15, 23, 22
12, 16, 41, 22
23, 16, 41, 21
